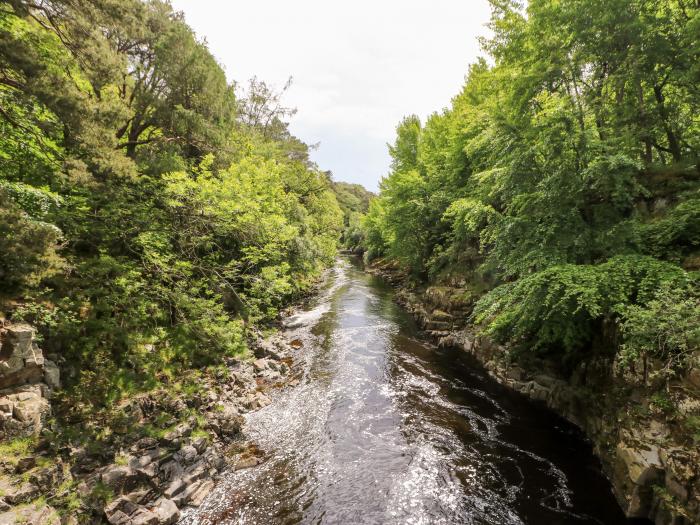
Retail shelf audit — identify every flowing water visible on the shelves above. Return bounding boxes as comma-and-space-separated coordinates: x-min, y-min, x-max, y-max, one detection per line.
181, 257, 632, 525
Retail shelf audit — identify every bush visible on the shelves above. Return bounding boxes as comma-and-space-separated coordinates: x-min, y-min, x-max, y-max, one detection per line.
0, 186, 63, 293
473, 255, 692, 361
619, 283, 700, 380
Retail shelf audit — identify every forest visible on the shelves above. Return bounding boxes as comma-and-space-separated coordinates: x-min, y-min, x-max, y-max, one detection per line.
1, 0, 699, 523
0, 0, 346, 413
361, 0, 699, 375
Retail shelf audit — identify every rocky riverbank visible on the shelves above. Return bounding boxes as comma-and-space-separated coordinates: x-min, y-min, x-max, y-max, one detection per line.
0, 322, 301, 524
366, 259, 700, 525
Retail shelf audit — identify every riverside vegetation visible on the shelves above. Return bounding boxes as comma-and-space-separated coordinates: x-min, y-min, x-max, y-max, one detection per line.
0, 0, 353, 521
358, 0, 700, 523
0, 0, 699, 523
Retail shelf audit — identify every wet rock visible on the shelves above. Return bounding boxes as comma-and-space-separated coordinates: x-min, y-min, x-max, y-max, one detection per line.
211, 406, 243, 439
187, 479, 215, 507
617, 443, 663, 486
234, 456, 262, 470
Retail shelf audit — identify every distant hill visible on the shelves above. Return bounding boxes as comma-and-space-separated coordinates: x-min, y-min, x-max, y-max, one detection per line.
330, 181, 374, 251
331, 181, 373, 219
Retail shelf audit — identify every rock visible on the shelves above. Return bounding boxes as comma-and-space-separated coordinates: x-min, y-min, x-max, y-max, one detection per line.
213, 406, 243, 439
29, 463, 65, 492
254, 392, 271, 408
174, 445, 198, 466
191, 437, 208, 454
234, 456, 262, 470
430, 309, 454, 322
12, 393, 49, 425
253, 358, 269, 372
161, 422, 191, 446
0, 503, 60, 525
187, 479, 214, 507
5, 482, 40, 505
100, 464, 140, 493
42, 360, 60, 391
14, 456, 36, 473
0, 324, 56, 438
153, 498, 179, 524
106, 496, 177, 525
159, 460, 184, 483
616, 443, 663, 486
0, 398, 14, 413
685, 368, 700, 390
0, 325, 42, 389
135, 437, 158, 450
253, 339, 285, 361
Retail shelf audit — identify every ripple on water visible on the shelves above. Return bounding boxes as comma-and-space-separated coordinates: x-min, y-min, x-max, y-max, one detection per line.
181, 259, 629, 525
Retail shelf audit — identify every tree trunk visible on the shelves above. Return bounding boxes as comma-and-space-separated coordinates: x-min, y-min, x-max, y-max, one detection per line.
653, 85, 682, 162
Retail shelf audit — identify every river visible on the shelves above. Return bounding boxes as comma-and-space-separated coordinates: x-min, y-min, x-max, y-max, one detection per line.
181, 257, 632, 525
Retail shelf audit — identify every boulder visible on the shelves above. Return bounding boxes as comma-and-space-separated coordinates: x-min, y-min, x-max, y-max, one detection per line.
4, 482, 40, 505
0, 503, 60, 525
616, 442, 663, 486
100, 464, 139, 492
253, 358, 269, 372
187, 479, 214, 507
0, 324, 58, 438
212, 406, 243, 439
153, 498, 179, 524
105, 495, 179, 525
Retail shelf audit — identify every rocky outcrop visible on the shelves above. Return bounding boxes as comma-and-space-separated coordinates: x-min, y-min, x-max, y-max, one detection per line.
0, 324, 59, 439
0, 324, 298, 524
92, 345, 294, 525
368, 263, 700, 525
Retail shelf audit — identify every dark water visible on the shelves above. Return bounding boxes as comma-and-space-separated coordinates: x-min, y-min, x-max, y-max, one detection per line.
182, 258, 631, 525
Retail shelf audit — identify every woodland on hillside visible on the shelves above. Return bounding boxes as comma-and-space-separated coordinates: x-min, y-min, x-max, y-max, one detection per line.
0, 0, 345, 410
362, 0, 699, 376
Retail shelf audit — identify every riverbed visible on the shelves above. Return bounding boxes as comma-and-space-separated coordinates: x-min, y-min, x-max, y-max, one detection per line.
181, 257, 630, 524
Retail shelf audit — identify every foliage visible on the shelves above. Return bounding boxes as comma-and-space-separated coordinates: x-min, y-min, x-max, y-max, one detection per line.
331, 180, 374, 249
473, 256, 690, 358
619, 283, 700, 379
0, 186, 63, 293
361, 0, 700, 368
0, 0, 343, 409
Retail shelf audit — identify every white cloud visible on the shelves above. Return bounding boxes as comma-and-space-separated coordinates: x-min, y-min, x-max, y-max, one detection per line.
170, 0, 492, 191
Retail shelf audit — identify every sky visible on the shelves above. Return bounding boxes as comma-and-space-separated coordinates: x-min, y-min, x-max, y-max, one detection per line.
169, 0, 493, 191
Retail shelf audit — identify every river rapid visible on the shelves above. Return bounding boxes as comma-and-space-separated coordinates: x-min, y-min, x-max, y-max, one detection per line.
181, 257, 632, 525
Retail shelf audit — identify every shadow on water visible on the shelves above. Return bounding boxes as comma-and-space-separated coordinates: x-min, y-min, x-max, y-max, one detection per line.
181, 257, 645, 525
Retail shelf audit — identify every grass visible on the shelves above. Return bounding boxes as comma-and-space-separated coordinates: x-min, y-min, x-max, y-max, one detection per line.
0, 437, 36, 466
114, 454, 129, 466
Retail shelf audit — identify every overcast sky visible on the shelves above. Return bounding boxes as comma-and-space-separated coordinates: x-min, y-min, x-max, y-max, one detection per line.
169, 0, 492, 191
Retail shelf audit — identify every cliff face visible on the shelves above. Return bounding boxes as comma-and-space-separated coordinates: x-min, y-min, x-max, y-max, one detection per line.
367, 262, 700, 525
0, 324, 60, 439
